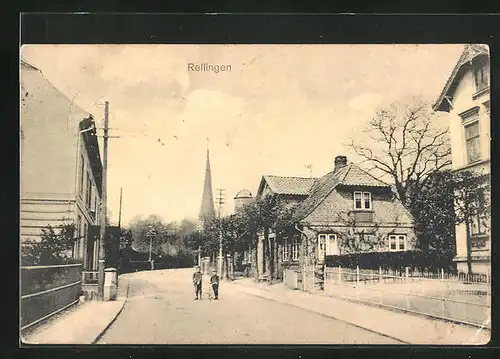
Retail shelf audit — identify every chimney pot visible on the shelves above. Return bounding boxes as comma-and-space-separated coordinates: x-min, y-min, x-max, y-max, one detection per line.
334, 156, 348, 172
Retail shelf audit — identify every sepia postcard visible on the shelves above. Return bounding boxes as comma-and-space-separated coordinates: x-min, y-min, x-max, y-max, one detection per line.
20, 44, 491, 345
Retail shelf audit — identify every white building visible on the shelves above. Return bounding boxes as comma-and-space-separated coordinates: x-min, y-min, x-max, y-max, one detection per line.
433, 44, 491, 275
20, 59, 102, 271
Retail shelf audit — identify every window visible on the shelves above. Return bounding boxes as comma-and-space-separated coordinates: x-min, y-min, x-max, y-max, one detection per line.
354, 191, 372, 210
471, 213, 487, 236
282, 237, 289, 261
79, 155, 85, 196
465, 121, 481, 164
291, 237, 299, 261
86, 177, 92, 208
318, 234, 327, 261
474, 64, 489, 92
388, 235, 406, 252
317, 234, 339, 261
79, 219, 85, 258
327, 234, 339, 255
83, 222, 88, 261
75, 215, 82, 258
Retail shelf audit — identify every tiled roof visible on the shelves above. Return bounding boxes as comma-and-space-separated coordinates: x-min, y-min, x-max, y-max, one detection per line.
340, 165, 390, 187
262, 175, 316, 196
433, 44, 490, 112
293, 164, 390, 221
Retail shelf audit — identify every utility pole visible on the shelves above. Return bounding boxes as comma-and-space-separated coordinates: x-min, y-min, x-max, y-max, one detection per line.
97, 101, 109, 301
215, 188, 225, 278
118, 187, 123, 229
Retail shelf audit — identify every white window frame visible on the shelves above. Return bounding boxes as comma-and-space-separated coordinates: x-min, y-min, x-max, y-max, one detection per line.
474, 63, 489, 92
328, 234, 339, 255
282, 238, 289, 261
318, 233, 340, 260
470, 212, 487, 236
317, 234, 327, 261
354, 191, 372, 210
388, 234, 407, 252
464, 120, 481, 164
291, 238, 299, 261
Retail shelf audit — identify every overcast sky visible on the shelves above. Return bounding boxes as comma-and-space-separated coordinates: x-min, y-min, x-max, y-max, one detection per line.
21, 44, 464, 225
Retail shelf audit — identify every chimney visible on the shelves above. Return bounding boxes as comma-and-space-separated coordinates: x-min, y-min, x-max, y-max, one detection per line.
334, 155, 348, 172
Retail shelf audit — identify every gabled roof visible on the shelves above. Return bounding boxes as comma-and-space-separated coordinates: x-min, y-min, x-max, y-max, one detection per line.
433, 44, 490, 112
258, 175, 316, 197
293, 163, 390, 221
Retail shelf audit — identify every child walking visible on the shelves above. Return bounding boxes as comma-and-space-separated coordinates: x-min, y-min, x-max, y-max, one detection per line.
193, 266, 203, 300
210, 269, 220, 300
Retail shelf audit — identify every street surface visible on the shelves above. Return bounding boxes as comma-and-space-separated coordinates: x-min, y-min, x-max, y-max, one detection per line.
98, 269, 401, 344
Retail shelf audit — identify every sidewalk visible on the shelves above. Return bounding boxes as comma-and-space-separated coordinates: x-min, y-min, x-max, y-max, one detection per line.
22, 275, 130, 345
230, 278, 490, 345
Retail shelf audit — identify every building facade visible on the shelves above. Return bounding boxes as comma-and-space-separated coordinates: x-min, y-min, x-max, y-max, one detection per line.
433, 44, 491, 275
254, 156, 415, 281
20, 59, 102, 271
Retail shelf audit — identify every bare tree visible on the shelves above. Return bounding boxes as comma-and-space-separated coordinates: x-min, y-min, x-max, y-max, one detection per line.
349, 97, 451, 209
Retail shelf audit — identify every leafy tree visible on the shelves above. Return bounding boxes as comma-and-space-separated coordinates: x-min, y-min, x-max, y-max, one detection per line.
119, 228, 133, 251
233, 194, 298, 282
21, 223, 77, 266
128, 215, 199, 262
349, 97, 451, 209
409, 170, 456, 254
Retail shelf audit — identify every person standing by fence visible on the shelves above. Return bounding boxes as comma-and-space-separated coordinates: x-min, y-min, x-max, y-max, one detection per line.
193, 266, 203, 300
210, 269, 220, 300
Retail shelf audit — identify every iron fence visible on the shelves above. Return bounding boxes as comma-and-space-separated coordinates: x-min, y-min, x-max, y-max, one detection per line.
20, 263, 83, 331
324, 266, 491, 329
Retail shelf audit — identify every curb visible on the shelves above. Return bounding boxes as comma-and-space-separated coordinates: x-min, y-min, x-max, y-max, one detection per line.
91, 279, 130, 344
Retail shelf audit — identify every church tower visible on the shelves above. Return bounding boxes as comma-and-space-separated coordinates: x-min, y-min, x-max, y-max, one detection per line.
198, 143, 216, 230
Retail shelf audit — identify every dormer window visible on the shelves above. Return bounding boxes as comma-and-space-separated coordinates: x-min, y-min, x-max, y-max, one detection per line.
474, 63, 489, 92
354, 191, 372, 210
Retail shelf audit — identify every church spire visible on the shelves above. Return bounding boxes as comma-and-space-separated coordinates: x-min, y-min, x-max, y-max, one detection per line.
198, 139, 216, 227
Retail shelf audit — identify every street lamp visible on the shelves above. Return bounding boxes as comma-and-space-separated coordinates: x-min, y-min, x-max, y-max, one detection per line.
147, 226, 157, 270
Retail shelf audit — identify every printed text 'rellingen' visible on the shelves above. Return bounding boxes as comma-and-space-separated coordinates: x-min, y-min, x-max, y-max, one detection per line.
188, 63, 232, 73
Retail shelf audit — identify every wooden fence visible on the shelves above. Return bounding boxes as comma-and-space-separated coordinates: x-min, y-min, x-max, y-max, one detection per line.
20, 263, 83, 331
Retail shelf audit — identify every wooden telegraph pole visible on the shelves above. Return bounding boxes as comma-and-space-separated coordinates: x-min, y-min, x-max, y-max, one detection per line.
118, 187, 123, 229
216, 189, 225, 278
97, 101, 109, 301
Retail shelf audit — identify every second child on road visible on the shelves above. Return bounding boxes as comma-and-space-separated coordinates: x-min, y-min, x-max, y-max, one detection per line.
210, 269, 220, 300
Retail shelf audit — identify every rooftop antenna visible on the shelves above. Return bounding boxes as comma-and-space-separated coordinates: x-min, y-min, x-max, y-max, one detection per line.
305, 164, 313, 178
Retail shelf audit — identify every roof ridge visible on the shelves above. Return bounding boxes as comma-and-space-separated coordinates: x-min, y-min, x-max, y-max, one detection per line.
264, 174, 317, 180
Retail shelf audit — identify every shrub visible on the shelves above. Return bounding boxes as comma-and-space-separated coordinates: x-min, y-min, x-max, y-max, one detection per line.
21, 224, 79, 266
325, 250, 456, 273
